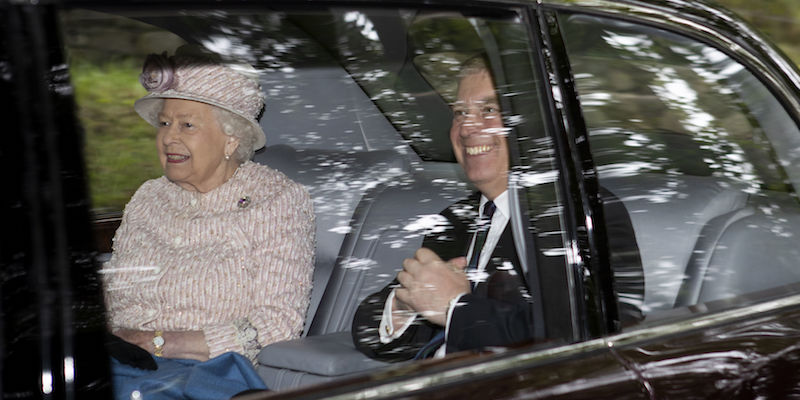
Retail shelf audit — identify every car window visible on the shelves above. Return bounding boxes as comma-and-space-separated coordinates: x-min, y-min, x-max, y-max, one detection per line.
62, 11, 166, 214
558, 12, 800, 317
59, 3, 566, 392
65, 9, 527, 213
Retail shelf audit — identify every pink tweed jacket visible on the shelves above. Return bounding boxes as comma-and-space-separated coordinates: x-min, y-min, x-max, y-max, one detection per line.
102, 161, 315, 362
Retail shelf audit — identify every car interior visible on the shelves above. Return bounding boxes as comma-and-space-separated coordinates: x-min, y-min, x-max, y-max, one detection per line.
562, 12, 800, 314
241, 10, 481, 388
71, 6, 487, 390
64, 3, 800, 394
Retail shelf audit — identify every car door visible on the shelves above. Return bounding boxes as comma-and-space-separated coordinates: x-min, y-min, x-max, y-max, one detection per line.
542, 1, 800, 397
1, 2, 112, 398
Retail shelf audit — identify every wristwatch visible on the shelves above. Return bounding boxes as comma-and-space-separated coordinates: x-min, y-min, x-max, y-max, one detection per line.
153, 330, 164, 357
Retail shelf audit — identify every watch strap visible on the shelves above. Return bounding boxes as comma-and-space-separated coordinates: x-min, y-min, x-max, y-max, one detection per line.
153, 330, 165, 357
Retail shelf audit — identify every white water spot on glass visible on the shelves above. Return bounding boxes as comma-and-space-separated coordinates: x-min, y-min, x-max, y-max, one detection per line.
361, 69, 389, 82
341, 257, 376, 270
386, 239, 409, 249
685, 112, 714, 131
403, 214, 449, 233
596, 162, 659, 178
624, 133, 650, 148
203, 36, 233, 54
344, 11, 379, 41
506, 114, 524, 126
580, 92, 612, 107
328, 226, 352, 234
372, 89, 397, 101
602, 31, 661, 59
543, 248, 567, 257
725, 153, 744, 162
719, 62, 744, 77
519, 170, 559, 187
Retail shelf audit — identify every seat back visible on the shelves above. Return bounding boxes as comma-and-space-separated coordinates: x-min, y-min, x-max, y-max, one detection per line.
600, 174, 748, 312
308, 163, 470, 335
685, 194, 800, 305
254, 144, 411, 332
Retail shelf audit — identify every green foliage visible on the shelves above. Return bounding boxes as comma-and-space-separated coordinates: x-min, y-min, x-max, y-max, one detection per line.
715, 0, 800, 65
71, 59, 162, 214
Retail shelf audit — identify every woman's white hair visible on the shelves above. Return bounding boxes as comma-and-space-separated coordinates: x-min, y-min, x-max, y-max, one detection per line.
213, 107, 256, 163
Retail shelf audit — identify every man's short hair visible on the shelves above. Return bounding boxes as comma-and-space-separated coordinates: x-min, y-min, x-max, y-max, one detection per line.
458, 54, 491, 79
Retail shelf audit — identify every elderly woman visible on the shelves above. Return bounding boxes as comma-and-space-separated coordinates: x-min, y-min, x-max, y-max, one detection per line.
102, 47, 314, 397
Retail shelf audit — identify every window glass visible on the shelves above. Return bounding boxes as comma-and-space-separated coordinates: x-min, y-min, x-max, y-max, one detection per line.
60, 4, 560, 390
63, 9, 516, 214
559, 12, 800, 316
62, 11, 167, 214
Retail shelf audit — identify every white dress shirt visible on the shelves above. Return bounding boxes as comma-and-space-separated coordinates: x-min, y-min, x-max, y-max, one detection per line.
378, 191, 510, 357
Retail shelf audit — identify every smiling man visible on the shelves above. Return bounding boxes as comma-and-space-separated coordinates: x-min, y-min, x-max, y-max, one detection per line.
352, 56, 537, 361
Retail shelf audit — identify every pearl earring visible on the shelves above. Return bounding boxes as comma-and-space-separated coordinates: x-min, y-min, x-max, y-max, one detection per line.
225, 154, 231, 160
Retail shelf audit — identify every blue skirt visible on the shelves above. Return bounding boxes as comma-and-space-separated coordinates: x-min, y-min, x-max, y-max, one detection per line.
112, 352, 267, 400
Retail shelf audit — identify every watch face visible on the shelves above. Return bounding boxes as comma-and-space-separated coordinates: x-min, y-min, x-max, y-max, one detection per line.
153, 336, 165, 347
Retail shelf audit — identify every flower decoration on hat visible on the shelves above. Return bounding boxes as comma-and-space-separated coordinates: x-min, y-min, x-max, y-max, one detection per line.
140, 52, 175, 92
133, 46, 268, 151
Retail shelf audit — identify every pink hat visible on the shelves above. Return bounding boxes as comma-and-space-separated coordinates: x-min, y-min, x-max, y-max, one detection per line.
134, 48, 266, 150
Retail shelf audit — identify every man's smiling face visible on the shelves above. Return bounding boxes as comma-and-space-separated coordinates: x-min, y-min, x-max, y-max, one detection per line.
449, 70, 509, 200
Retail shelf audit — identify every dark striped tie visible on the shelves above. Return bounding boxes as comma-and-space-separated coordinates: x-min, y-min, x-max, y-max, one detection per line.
466, 200, 496, 272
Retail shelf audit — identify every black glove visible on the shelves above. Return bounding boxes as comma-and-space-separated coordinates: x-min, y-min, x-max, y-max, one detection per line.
106, 332, 158, 370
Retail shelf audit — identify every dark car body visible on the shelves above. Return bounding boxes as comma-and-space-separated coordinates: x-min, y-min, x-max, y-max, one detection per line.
4, 0, 800, 398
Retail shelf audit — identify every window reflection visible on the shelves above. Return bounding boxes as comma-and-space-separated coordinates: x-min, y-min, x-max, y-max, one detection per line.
560, 12, 800, 315
64, 5, 559, 393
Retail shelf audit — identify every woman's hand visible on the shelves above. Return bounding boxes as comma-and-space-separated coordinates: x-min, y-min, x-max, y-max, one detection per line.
113, 329, 210, 361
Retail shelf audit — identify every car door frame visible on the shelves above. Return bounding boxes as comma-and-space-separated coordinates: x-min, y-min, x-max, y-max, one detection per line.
1, 1, 112, 397
537, 0, 800, 397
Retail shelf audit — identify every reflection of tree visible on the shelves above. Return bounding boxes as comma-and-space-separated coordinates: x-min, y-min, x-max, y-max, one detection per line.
331, 12, 462, 161
561, 13, 800, 314
408, 17, 483, 102
562, 16, 791, 195
717, 0, 800, 64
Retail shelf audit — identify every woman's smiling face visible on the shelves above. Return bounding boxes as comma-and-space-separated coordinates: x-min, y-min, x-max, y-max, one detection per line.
156, 99, 240, 193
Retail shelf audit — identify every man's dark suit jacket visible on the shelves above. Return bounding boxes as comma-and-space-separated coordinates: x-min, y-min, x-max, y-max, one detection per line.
351, 193, 537, 362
